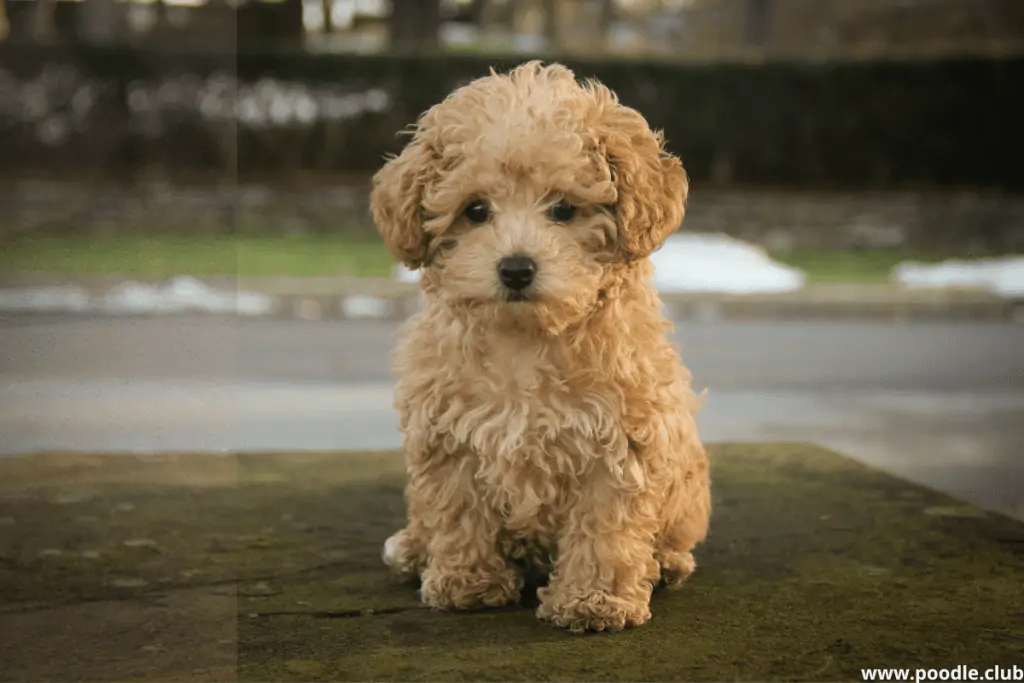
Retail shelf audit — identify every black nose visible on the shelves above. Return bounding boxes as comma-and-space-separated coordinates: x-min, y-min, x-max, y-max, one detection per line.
497, 255, 537, 291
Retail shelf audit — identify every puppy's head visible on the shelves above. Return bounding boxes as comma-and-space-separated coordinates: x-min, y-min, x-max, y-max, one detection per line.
371, 61, 687, 335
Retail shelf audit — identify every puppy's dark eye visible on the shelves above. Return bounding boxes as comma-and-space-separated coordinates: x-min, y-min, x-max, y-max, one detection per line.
464, 200, 491, 224
549, 201, 576, 223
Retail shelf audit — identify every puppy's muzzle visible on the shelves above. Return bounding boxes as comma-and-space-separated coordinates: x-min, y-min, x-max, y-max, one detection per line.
497, 255, 537, 293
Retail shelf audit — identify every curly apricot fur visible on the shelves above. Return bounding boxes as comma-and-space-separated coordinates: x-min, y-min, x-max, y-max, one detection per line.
373, 62, 710, 633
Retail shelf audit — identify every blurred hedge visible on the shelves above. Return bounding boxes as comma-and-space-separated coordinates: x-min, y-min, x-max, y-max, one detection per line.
1, 44, 1021, 189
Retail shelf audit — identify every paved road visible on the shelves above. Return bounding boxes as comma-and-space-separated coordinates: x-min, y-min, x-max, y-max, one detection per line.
1, 314, 1021, 519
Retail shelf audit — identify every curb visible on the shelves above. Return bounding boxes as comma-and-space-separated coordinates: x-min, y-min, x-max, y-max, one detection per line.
0, 275, 1021, 323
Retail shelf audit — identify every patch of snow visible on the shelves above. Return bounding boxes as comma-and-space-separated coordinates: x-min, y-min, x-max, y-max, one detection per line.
341, 295, 391, 319
893, 257, 1024, 298
651, 233, 806, 294
394, 264, 421, 284
0, 286, 91, 312
234, 292, 276, 316
100, 277, 274, 315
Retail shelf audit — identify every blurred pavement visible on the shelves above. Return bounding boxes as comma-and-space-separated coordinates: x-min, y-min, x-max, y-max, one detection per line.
0, 315, 1021, 520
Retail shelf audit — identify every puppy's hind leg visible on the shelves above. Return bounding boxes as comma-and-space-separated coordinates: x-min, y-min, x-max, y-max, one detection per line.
383, 526, 427, 582
656, 456, 711, 589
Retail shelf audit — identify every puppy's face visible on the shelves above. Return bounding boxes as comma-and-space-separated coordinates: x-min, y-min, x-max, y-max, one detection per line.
411, 141, 619, 335
371, 62, 688, 335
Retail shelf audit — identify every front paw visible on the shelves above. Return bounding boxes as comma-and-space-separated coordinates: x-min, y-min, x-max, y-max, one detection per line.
658, 550, 697, 589
536, 587, 652, 633
420, 567, 522, 610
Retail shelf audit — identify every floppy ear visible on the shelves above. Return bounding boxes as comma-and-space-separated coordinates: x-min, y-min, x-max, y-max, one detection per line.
369, 138, 434, 269
593, 93, 689, 260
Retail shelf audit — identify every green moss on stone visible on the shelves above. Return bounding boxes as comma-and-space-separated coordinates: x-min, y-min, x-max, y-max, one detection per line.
1, 445, 1021, 682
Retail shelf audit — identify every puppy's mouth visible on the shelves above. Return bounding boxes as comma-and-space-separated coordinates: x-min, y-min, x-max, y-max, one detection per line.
504, 289, 533, 303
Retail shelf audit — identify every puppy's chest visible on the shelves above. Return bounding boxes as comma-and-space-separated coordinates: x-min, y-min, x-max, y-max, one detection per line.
443, 344, 617, 535
443, 342, 617, 464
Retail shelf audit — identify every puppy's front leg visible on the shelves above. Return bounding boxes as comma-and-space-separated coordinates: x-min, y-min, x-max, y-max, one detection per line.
409, 453, 522, 610
537, 466, 661, 633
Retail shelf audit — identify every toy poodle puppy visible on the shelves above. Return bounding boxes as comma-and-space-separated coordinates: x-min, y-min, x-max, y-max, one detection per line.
372, 61, 711, 633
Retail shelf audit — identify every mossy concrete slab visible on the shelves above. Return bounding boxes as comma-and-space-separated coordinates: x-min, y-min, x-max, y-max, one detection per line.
0, 445, 1021, 681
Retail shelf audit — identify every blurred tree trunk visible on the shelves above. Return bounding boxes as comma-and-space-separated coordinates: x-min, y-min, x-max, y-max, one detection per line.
279, 0, 304, 44
320, 0, 332, 33
743, 0, 774, 49
33, 0, 59, 42
481, 0, 514, 29
238, 0, 303, 47
970, 0, 1001, 40
0, 0, 9, 42
154, 0, 169, 33
79, 0, 123, 45
598, 0, 615, 50
541, 0, 558, 49
479, 0, 514, 46
390, 0, 440, 51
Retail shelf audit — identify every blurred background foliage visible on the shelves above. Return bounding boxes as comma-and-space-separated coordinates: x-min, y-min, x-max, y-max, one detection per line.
1, 0, 1022, 60
1, 0, 1021, 270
